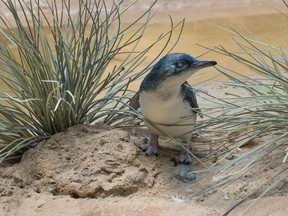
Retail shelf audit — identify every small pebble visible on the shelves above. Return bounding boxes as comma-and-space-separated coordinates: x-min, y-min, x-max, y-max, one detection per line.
207, 188, 215, 194
223, 192, 230, 200
191, 194, 205, 202
225, 154, 236, 160
211, 176, 220, 183
173, 165, 196, 183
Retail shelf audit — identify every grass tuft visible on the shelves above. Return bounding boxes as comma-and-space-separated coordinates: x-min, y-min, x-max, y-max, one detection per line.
0, 0, 184, 162
193, 3, 288, 214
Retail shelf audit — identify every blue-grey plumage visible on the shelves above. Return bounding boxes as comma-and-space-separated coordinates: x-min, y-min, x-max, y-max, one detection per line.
130, 53, 217, 165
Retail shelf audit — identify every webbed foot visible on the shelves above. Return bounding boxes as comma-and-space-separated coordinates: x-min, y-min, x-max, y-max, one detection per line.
140, 134, 160, 157
171, 151, 192, 166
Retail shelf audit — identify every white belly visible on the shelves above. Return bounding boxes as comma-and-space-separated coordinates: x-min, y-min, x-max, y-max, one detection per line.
139, 91, 196, 140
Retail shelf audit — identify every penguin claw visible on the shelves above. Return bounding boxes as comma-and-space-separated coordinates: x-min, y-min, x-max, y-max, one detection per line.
171, 152, 192, 166
140, 143, 160, 157
146, 152, 160, 157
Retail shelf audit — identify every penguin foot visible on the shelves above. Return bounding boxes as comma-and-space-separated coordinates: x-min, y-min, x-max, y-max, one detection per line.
140, 134, 160, 157
171, 152, 192, 166
140, 143, 160, 157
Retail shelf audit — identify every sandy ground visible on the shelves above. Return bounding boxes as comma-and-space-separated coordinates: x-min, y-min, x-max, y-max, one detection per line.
0, 0, 288, 215
0, 124, 216, 216
0, 122, 286, 216
0, 82, 287, 216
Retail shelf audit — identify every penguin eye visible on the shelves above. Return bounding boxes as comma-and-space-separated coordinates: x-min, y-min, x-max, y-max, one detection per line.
176, 61, 183, 68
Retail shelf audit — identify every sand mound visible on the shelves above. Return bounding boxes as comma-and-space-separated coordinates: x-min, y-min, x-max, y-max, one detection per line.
1, 124, 158, 198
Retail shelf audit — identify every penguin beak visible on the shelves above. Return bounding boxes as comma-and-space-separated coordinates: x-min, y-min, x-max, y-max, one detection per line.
162, 59, 217, 85
191, 60, 217, 69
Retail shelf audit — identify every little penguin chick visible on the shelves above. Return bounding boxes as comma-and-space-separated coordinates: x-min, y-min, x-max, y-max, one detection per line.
130, 53, 217, 166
